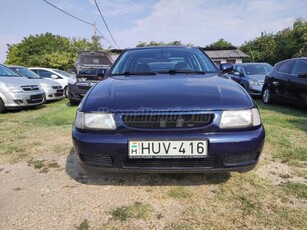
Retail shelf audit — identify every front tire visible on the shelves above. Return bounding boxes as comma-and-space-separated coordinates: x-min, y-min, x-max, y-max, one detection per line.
262, 87, 273, 104
64, 86, 68, 98
69, 99, 79, 106
0, 98, 5, 113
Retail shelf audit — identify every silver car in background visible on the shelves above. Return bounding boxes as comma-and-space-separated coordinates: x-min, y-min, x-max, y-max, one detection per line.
0, 64, 45, 113
8, 65, 64, 101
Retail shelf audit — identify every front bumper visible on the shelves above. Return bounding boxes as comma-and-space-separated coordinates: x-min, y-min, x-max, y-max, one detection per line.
3, 91, 45, 109
44, 88, 64, 101
72, 126, 265, 173
68, 81, 97, 102
248, 84, 263, 96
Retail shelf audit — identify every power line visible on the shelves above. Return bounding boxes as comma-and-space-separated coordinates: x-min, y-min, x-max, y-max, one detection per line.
42, 0, 115, 48
42, 0, 93, 26
93, 0, 120, 49
96, 28, 115, 48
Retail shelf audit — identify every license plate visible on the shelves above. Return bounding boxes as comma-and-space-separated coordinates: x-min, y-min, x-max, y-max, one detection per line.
128, 140, 208, 158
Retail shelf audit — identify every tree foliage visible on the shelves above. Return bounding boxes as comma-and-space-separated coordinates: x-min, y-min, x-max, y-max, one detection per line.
241, 18, 307, 64
5, 33, 102, 70
136, 40, 192, 47
205, 38, 236, 49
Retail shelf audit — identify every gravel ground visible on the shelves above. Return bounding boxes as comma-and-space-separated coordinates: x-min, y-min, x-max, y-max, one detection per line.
0, 152, 195, 229
1, 151, 306, 230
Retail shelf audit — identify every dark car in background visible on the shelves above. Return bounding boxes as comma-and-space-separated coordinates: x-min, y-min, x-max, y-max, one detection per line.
68, 51, 113, 105
72, 46, 265, 173
262, 57, 307, 107
229, 63, 273, 96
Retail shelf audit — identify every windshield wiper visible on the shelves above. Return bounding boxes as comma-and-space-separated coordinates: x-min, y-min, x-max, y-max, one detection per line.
167, 70, 206, 75
112, 72, 158, 76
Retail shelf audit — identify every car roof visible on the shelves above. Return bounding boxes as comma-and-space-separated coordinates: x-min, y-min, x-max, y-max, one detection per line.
275, 57, 307, 66
125, 46, 198, 51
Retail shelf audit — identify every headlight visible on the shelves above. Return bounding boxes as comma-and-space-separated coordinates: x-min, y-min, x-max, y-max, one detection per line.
68, 77, 77, 85
40, 83, 52, 90
74, 111, 116, 130
7, 84, 23, 93
219, 108, 261, 129
249, 80, 260, 86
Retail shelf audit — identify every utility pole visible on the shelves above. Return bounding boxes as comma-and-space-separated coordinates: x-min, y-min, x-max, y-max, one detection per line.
92, 21, 100, 51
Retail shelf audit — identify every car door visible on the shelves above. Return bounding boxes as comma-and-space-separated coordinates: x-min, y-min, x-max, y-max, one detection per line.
37, 70, 67, 89
229, 65, 242, 84
274, 60, 296, 101
290, 59, 307, 106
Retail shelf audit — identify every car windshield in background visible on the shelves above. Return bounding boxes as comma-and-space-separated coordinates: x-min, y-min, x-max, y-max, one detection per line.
53, 69, 75, 78
110, 47, 218, 76
0, 65, 21, 77
82, 56, 112, 65
244, 64, 273, 75
11, 67, 41, 79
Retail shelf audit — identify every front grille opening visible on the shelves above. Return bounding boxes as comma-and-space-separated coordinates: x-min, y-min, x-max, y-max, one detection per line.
21, 85, 40, 91
79, 153, 113, 167
223, 153, 259, 166
26, 94, 44, 104
122, 114, 214, 129
121, 156, 216, 168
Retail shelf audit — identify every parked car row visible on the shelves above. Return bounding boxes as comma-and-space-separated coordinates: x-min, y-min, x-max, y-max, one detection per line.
226, 58, 307, 108
0, 64, 77, 113
0, 64, 46, 113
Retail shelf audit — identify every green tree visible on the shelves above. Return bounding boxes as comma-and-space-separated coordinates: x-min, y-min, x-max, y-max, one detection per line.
5, 33, 102, 69
240, 18, 307, 64
241, 33, 277, 64
205, 39, 236, 49
136, 40, 187, 47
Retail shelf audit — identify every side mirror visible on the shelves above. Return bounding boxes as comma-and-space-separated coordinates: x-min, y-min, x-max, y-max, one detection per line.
298, 72, 307, 78
220, 63, 233, 74
97, 68, 107, 81
51, 74, 58, 79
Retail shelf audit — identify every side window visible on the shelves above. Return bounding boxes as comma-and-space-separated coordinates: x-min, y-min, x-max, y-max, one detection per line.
236, 65, 242, 73
38, 70, 53, 78
292, 60, 307, 75
31, 69, 38, 74
277, 61, 295, 74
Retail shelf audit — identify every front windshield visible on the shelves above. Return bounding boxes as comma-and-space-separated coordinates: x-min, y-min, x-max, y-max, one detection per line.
11, 67, 41, 79
53, 69, 75, 78
110, 47, 218, 75
0, 65, 21, 77
243, 64, 273, 75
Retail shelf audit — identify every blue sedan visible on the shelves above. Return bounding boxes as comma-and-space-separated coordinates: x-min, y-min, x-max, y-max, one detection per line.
72, 46, 265, 173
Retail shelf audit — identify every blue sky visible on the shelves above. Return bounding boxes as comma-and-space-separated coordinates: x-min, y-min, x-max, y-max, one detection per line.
0, 0, 306, 63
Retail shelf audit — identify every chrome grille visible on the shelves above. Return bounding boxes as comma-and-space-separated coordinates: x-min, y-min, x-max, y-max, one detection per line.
21, 85, 39, 91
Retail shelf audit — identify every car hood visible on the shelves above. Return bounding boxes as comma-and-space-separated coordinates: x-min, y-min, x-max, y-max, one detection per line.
0, 77, 39, 86
246, 74, 266, 82
34, 78, 61, 87
82, 74, 254, 112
